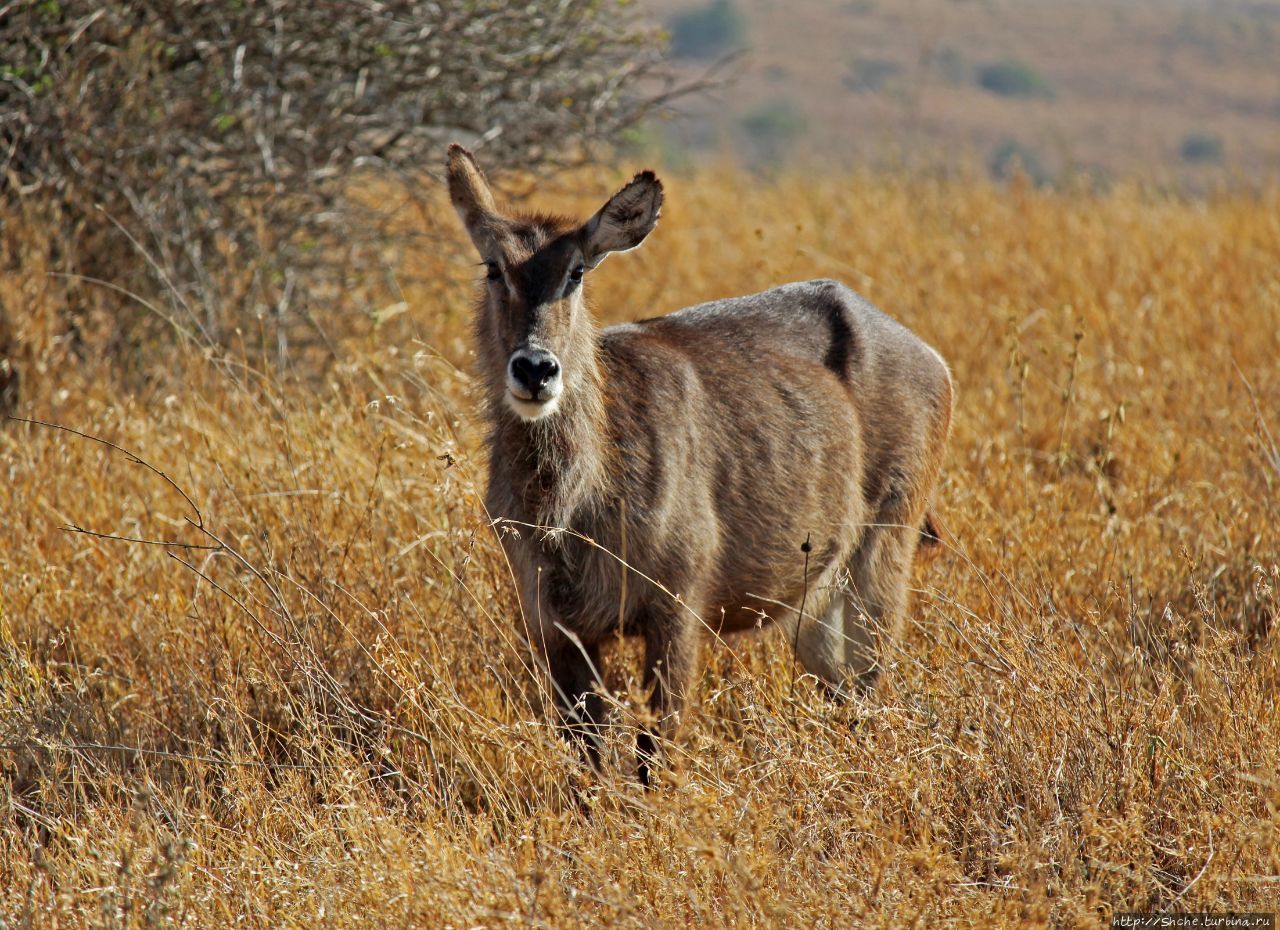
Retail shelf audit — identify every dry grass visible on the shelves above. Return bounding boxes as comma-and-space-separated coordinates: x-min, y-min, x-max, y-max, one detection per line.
2, 164, 1279, 927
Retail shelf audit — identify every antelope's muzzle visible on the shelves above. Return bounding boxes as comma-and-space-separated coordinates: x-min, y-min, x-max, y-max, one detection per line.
506, 347, 563, 420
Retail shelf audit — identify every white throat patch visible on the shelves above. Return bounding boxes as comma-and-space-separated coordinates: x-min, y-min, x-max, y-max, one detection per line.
505, 390, 563, 421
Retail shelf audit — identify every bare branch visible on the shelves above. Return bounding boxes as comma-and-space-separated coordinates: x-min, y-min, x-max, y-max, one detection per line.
9, 415, 206, 530
1, 1, 692, 371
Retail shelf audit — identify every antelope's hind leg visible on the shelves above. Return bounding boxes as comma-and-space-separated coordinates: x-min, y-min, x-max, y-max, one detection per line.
791, 564, 856, 697
792, 522, 918, 701
837, 520, 918, 697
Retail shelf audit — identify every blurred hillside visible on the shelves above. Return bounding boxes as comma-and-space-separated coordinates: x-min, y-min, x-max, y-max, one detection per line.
645, 0, 1280, 182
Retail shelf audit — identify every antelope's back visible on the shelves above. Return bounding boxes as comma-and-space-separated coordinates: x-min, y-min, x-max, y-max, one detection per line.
612, 278, 950, 444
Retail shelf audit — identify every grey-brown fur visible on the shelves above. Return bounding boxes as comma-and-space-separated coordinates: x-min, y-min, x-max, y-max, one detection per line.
446, 144, 953, 782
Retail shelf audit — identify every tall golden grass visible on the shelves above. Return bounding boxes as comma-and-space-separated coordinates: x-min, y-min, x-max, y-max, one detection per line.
1, 164, 1278, 927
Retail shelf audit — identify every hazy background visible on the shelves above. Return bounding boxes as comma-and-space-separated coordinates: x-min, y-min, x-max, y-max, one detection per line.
643, 0, 1280, 183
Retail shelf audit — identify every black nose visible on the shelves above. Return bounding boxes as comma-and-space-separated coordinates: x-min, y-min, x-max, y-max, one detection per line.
509, 351, 560, 395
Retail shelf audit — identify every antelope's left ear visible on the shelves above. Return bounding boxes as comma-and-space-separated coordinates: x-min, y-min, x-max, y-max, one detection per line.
582, 171, 664, 268
446, 143, 504, 255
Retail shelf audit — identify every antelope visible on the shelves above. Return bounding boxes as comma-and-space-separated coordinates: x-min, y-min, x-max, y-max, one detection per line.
446, 144, 952, 783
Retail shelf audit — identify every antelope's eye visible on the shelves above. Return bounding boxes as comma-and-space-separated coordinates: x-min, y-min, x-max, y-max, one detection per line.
568, 264, 585, 283
485, 260, 501, 281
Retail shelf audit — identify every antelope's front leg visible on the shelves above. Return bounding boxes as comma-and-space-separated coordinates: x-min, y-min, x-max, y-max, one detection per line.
638, 611, 702, 786
539, 631, 606, 771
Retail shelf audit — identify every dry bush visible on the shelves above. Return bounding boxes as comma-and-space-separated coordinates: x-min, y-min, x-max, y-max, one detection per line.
1, 0, 677, 373
1, 165, 1278, 927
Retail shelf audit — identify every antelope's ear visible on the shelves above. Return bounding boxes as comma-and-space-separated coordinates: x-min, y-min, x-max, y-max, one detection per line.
582, 171, 664, 268
446, 144, 502, 254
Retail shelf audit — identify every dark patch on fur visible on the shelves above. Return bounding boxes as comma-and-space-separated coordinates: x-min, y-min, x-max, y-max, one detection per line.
920, 512, 943, 548
519, 235, 580, 310
823, 298, 857, 381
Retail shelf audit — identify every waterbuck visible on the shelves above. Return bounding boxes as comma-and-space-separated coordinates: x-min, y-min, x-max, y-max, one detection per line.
446, 144, 952, 782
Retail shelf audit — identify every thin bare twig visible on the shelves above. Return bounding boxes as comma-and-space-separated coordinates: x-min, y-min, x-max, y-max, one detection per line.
10, 415, 215, 548
789, 532, 814, 718
61, 523, 220, 551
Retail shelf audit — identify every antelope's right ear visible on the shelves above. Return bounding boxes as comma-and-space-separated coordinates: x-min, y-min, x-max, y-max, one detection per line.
582, 170, 664, 268
446, 144, 502, 254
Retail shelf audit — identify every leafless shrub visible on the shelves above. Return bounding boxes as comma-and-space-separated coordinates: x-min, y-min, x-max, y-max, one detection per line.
0, 0, 681, 370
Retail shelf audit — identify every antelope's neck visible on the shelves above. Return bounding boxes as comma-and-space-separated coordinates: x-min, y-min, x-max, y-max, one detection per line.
495, 340, 611, 533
